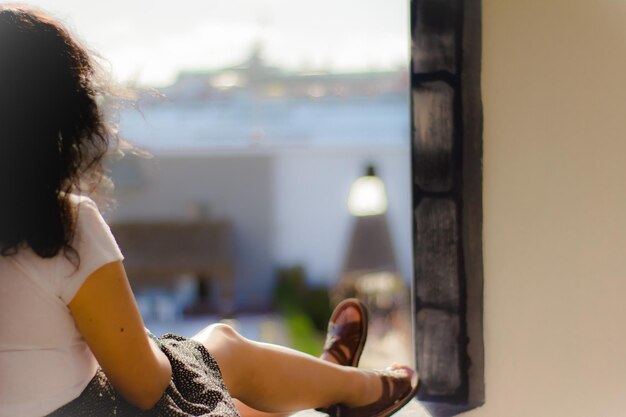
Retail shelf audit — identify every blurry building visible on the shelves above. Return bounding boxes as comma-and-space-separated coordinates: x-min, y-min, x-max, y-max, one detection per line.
109, 46, 411, 312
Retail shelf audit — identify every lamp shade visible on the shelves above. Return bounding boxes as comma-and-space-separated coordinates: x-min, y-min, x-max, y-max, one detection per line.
342, 214, 397, 273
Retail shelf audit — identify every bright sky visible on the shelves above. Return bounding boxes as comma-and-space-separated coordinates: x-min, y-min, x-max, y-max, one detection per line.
5, 0, 409, 87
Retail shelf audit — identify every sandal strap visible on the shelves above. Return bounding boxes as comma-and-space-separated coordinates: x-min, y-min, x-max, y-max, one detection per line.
323, 322, 364, 364
316, 300, 368, 415
332, 369, 414, 417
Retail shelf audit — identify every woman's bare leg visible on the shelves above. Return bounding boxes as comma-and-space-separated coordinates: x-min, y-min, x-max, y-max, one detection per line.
192, 321, 384, 413
229, 307, 361, 416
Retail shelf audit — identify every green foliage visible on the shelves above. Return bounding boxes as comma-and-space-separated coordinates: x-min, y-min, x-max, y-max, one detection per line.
273, 266, 333, 355
300, 286, 333, 332
284, 311, 324, 356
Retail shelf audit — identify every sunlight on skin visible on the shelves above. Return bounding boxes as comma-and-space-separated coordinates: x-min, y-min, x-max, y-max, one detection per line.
233, 305, 362, 417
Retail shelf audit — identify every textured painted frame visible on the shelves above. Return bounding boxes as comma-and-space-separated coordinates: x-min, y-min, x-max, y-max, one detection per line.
410, 0, 484, 415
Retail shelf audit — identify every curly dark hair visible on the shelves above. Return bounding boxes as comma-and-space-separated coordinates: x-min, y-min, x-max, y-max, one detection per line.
0, 4, 118, 259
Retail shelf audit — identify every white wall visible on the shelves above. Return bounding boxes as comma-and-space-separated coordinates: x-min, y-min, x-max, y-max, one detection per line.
272, 146, 412, 285
109, 146, 412, 309
467, 1, 626, 416
109, 155, 276, 309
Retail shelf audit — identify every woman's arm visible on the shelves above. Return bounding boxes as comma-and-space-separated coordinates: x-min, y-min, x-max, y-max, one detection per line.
68, 261, 172, 410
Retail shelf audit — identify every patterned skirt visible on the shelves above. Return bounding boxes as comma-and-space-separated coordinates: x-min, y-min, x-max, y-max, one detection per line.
47, 333, 241, 417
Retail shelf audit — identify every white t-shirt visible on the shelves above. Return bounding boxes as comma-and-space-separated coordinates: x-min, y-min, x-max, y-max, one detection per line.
0, 195, 124, 417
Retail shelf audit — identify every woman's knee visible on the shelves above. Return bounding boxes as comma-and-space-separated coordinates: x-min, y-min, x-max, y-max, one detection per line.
193, 323, 247, 357
193, 323, 250, 396
206, 323, 241, 339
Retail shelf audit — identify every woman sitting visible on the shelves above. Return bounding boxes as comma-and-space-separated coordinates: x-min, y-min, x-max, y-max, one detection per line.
0, 5, 418, 417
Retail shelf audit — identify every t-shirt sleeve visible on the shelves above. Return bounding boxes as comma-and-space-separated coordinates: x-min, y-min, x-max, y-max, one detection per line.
58, 197, 124, 304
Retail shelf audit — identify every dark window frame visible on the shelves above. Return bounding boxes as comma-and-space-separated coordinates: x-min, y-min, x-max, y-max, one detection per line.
410, 0, 485, 415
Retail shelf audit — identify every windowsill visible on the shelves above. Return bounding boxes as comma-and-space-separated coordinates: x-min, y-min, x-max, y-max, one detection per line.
292, 399, 428, 417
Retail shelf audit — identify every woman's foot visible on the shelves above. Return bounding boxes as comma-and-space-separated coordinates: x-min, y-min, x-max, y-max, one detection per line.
331, 365, 419, 417
320, 298, 368, 366
317, 299, 369, 415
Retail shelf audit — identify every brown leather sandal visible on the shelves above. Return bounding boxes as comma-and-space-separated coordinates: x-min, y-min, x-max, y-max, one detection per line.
317, 298, 369, 415
330, 366, 419, 417
321, 298, 369, 367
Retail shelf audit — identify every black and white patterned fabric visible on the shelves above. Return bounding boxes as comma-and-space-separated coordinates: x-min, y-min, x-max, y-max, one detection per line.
47, 333, 241, 417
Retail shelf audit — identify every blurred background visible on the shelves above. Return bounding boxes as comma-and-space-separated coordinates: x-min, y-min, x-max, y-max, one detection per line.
13, 0, 413, 369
